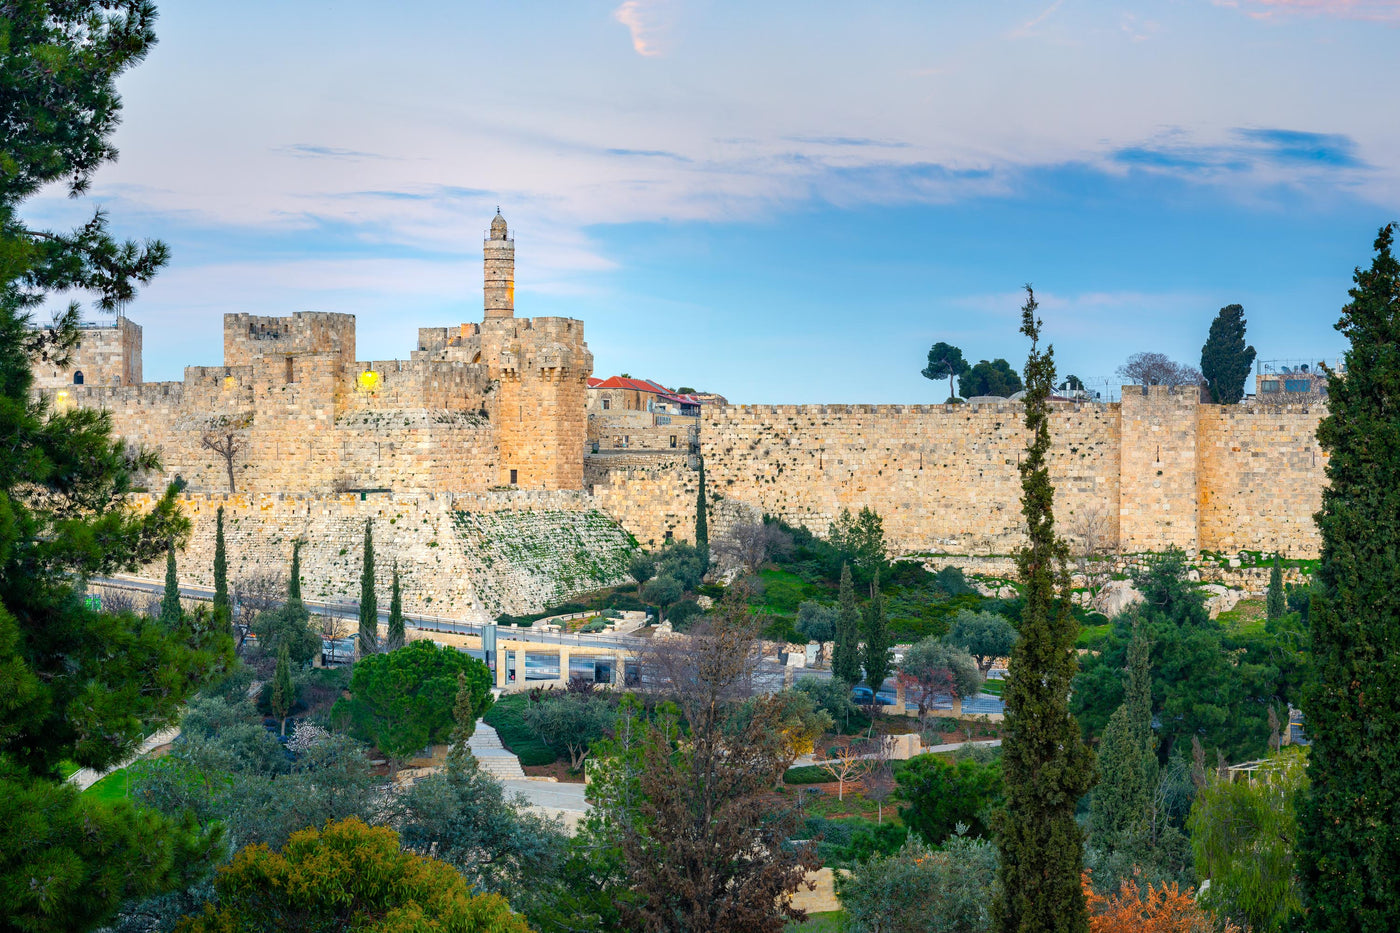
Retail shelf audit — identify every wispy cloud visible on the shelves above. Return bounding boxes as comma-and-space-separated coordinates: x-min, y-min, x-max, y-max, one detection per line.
786, 136, 912, 149
1010, 0, 1066, 38
613, 0, 667, 56
277, 144, 394, 161
1215, 0, 1400, 21
605, 148, 693, 162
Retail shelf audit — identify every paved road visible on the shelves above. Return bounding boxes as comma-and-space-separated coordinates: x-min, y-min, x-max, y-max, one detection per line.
501, 779, 589, 812
92, 574, 648, 652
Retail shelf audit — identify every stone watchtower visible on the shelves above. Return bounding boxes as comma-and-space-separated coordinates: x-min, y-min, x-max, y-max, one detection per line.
484, 210, 515, 319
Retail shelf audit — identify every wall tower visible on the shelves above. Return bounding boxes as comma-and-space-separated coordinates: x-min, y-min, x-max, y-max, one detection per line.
484, 209, 515, 320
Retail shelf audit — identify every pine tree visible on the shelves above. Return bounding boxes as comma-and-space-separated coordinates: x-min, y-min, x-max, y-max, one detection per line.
1200, 304, 1257, 405
288, 539, 303, 603
694, 455, 709, 558
386, 564, 405, 652
1298, 224, 1400, 932
861, 572, 892, 691
213, 505, 230, 628
994, 286, 1095, 933
832, 562, 862, 684
1266, 553, 1285, 621
160, 545, 182, 626
1090, 623, 1156, 849
271, 642, 294, 736
0, 7, 234, 926
358, 520, 377, 656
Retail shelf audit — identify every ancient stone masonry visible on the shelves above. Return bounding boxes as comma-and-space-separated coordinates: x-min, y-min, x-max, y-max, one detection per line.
33, 316, 142, 389
39, 214, 590, 498
141, 490, 637, 620
586, 386, 1327, 558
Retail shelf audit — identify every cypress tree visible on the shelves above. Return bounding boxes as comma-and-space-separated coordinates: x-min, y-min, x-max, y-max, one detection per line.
994, 286, 1095, 933
1299, 224, 1400, 932
1089, 623, 1155, 849
1266, 553, 1286, 621
288, 539, 303, 603
832, 562, 862, 684
448, 670, 479, 764
386, 564, 405, 652
213, 506, 230, 628
160, 546, 182, 626
270, 642, 294, 736
694, 455, 709, 556
861, 572, 892, 690
1200, 303, 1257, 405
358, 520, 378, 656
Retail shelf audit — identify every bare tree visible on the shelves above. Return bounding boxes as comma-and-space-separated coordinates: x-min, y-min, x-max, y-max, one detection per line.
317, 613, 350, 642
1069, 503, 1117, 601
232, 570, 284, 649
820, 742, 872, 802
200, 414, 251, 492
712, 519, 794, 574
618, 591, 820, 932
863, 736, 897, 824
1116, 351, 1203, 388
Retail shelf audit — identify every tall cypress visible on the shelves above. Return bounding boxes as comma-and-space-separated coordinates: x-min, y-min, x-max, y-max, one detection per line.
212, 506, 230, 627
358, 520, 377, 655
386, 564, 405, 652
1089, 623, 1155, 849
832, 562, 862, 684
288, 539, 303, 603
694, 455, 709, 555
1299, 224, 1400, 932
994, 286, 1095, 933
1266, 553, 1286, 621
1200, 303, 1257, 405
160, 546, 182, 626
271, 642, 293, 736
861, 572, 891, 691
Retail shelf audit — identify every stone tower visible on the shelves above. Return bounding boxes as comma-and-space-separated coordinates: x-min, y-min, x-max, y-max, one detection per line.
484, 210, 514, 319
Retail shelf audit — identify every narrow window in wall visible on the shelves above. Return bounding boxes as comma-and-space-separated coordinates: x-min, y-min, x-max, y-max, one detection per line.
670, 435, 677, 448
509, 469, 518, 484
602, 398, 611, 410
72, 370, 84, 385
284, 357, 294, 383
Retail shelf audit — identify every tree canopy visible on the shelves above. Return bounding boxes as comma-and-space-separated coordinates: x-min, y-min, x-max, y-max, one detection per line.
1116, 352, 1202, 388
1200, 304, 1257, 404
0, 5, 235, 928
333, 641, 493, 766
946, 609, 1018, 675
922, 341, 971, 400
960, 357, 1023, 398
174, 817, 529, 933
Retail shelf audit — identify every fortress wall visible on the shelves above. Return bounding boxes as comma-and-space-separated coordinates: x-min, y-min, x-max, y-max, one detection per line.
141, 489, 632, 621
591, 455, 700, 548
343, 359, 493, 414
1196, 402, 1326, 557
487, 317, 591, 490
224, 312, 356, 368
1117, 387, 1199, 552
695, 402, 1122, 555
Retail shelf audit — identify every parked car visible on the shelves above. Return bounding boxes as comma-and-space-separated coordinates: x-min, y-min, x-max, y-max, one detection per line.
851, 686, 896, 706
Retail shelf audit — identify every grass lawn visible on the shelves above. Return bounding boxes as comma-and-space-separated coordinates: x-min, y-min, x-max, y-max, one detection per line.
482, 694, 559, 766
788, 910, 843, 931
59, 759, 81, 780
82, 768, 130, 803
979, 678, 1003, 697
1076, 621, 1113, 647
1218, 597, 1268, 635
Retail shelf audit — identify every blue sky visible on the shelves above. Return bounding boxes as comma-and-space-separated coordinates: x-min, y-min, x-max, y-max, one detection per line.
24, 0, 1400, 402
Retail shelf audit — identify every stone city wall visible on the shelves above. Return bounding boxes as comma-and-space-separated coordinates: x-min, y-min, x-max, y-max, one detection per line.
586, 387, 1328, 558
141, 489, 639, 621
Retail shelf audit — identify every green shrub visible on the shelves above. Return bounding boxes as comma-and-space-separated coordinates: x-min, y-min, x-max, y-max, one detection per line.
784, 765, 831, 785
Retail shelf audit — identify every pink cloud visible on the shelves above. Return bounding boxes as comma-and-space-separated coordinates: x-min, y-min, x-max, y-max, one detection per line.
614, 0, 667, 57
1216, 0, 1400, 22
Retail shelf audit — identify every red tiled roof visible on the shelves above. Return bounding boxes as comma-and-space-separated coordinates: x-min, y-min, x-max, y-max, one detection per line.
590, 375, 705, 407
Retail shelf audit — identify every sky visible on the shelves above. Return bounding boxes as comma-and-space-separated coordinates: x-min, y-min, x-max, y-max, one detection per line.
23, 0, 1400, 403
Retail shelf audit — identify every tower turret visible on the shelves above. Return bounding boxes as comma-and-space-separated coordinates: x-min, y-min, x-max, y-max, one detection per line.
484, 209, 514, 320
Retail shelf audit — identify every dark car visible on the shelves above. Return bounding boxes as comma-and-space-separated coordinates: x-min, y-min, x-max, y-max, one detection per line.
851, 686, 896, 706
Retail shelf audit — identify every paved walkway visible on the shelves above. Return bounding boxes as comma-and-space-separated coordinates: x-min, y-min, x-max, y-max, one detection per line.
467, 722, 526, 780
67, 727, 180, 791
794, 738, 1001, 769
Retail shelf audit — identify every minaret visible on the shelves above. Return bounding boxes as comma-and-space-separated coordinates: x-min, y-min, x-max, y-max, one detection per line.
484, 209, 514, 319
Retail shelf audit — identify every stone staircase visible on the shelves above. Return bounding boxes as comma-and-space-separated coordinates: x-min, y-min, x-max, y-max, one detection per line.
467, 722, 526, 780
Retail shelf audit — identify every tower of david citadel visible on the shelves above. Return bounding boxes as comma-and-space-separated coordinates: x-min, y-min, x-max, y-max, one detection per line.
38, 212, 1329, 620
